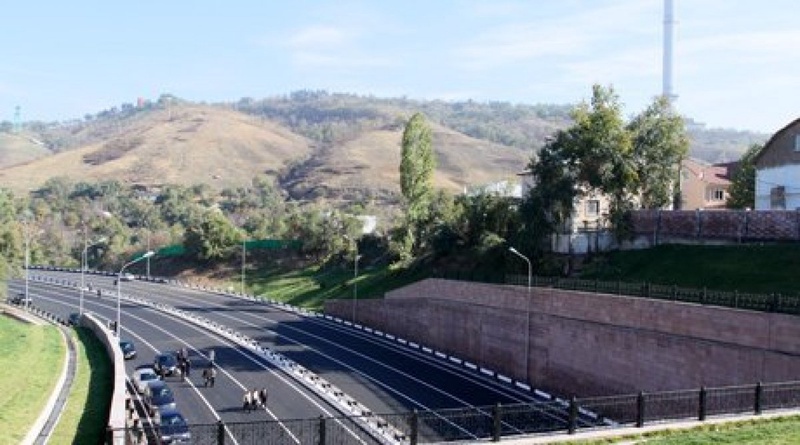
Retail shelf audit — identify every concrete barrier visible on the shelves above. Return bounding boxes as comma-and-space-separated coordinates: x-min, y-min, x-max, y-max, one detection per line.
82, 312, 126, 445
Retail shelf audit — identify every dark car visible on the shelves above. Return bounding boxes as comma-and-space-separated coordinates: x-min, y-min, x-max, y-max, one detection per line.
155, 408, 191, 443
9, 293, 32, 306
119, 340, 137, 360
153, 352, 180, 377
143, 380, 176, 416
68, 312, 81, 326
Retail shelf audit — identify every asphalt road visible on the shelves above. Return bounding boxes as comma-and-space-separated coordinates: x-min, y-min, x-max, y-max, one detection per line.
11, 269, 567, 443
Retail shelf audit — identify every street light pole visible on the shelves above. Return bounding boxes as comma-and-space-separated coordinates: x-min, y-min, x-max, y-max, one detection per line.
81, 235, 106, 315
24, 234, 30, 311
116, 251, 154, 337
241, 239, 246, 295
509, 246, 532, 383
353, 241, 359, 323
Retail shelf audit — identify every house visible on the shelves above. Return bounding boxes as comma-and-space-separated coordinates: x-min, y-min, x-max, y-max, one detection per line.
753, 118, 800, 210
678, 158, 734, 210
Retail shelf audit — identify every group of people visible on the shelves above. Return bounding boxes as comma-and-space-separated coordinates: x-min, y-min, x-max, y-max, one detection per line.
242, 388, 268, 412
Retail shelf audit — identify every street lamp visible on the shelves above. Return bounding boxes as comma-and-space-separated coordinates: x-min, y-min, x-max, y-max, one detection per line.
80, 235, 107, 315
345, 236, 361, 323
241, 238, 246, 295
116, 251, 154, 336
21, 221, 41, 312
508, 246, 532, 382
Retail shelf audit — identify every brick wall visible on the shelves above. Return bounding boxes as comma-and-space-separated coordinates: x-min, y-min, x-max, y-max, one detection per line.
325, 279, 800, 398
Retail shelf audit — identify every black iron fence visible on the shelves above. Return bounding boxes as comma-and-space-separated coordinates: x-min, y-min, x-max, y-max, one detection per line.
109, 381, 800, 444
433, 271, 800, 316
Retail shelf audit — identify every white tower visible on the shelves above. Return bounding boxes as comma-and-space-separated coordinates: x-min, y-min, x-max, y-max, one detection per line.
662, 0, 677, 103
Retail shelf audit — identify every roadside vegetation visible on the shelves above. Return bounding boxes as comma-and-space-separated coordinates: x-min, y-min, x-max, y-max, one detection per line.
50, 327, 112, 444
580, 243, 800, 295
0, 316, 63, 445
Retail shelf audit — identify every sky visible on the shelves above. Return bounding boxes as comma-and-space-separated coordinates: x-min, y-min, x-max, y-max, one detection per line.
1, 1, 798, 134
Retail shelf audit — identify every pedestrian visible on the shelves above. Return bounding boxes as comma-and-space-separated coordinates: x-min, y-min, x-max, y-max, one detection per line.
243, 390, 251, 412
210, 367, 216, 387
202, 368, 210, 387
260, 387, 268, 407
178, 359, 186, 381
251, 389, 260, 410
184, 358, 191, 377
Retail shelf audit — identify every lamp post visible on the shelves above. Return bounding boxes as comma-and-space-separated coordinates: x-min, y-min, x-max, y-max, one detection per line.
116, 251, 154, 336
21, 220, 40, 312
241, 238, 246, 295
80, 235, 106, 315
344, 235, 360, 323
508, 246, 532, 382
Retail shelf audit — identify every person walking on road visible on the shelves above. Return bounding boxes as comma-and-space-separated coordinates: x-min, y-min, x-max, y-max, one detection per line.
184, 358, 191, 377
251, 389, 261, 410
259, 387, 268, 408
243, 390, 251, 412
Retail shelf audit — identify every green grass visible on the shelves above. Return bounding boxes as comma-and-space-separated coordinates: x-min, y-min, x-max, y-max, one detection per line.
240, 262, 428, 311
573, 415, 800, 444
49, 327, 112, 444
0, 316, 63, 445
580, 244, 800, 295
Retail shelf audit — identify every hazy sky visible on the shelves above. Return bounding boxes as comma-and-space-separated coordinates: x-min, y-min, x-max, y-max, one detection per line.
2, 1, 797, 133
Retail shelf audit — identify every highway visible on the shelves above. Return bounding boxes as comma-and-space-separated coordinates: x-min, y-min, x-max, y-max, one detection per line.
10, 269, 564, 443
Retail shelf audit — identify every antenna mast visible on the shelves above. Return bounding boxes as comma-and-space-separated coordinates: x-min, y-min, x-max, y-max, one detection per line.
662, 0, 678, 104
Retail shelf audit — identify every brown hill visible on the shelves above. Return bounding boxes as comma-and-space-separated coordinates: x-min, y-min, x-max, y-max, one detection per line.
0, 103, 530, 201
0, 104, 312, 193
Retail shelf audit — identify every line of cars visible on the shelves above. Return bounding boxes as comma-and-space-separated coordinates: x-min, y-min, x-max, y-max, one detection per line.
130, 351, 191, 444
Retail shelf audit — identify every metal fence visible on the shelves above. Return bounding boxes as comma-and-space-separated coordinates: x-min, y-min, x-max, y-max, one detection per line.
109, 381, 800, 444
433, 271, 800, 316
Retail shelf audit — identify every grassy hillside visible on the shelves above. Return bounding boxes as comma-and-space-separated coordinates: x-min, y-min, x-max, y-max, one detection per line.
0, 132, 52, 168
580, 244, 800, 295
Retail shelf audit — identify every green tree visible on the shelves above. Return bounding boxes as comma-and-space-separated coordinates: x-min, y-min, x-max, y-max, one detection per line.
628, 96, 689, 209
184, 210, 241, 261
399, 112, 436, 258
726, 143, 761, 209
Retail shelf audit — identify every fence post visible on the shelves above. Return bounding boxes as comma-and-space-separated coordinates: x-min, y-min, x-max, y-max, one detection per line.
698, 386, 707, 421
410, 410, 419, 445
217, 420, 225, 445
755, 382, 763, 415
636, 391, 645, 428
492, 403, 502, 442
318, 415, 326, 445
700, 287, 707, 305
568, 397, 578, 434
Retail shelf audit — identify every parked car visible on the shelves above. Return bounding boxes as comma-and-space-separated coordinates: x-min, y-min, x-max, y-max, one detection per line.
132, 366, 160, 394
119, 340, 137, 360
153, 352, 180, 377
154, 408, 191, 443
143, 380, 176, 416
68, 312, 81, 326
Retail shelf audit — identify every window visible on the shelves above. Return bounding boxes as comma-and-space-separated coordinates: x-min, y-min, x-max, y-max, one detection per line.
770, 186, 786, 209
712, 189, 725, 201
795, 134, 800, 152
585, 200, 600, 216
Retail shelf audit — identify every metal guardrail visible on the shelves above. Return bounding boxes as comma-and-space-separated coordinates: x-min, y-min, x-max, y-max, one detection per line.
106, 381, 800, 444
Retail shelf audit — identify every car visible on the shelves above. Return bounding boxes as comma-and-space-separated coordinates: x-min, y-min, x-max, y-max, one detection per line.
153, 352, 180, 377
119, 272, 136, 282
68, 312, 81, 326
132, 366, 160, 394
119, 340, 137, 360
143, 380, 176, 416
9, 293, 32, 306
154, 408, 191, 443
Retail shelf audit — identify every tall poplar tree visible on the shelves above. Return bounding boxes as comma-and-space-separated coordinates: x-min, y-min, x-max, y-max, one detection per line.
399, 112, 436, 258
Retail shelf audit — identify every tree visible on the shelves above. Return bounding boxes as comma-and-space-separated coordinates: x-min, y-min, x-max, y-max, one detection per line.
726, 143, 761, 209
399, 112, 436, 257
183, 210, 241, 261
628, 96, 689, 209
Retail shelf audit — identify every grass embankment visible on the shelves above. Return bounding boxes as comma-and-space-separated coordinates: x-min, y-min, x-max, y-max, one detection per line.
242, 262, 427, 311
575, 415, 800, 444
50, 327, 112, 444
581, 244, 800, 295
0, 316, 63, 445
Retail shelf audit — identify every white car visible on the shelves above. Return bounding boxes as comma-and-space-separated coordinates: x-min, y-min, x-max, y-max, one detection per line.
132, 367, 160, 394
120, 272, 136, 282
